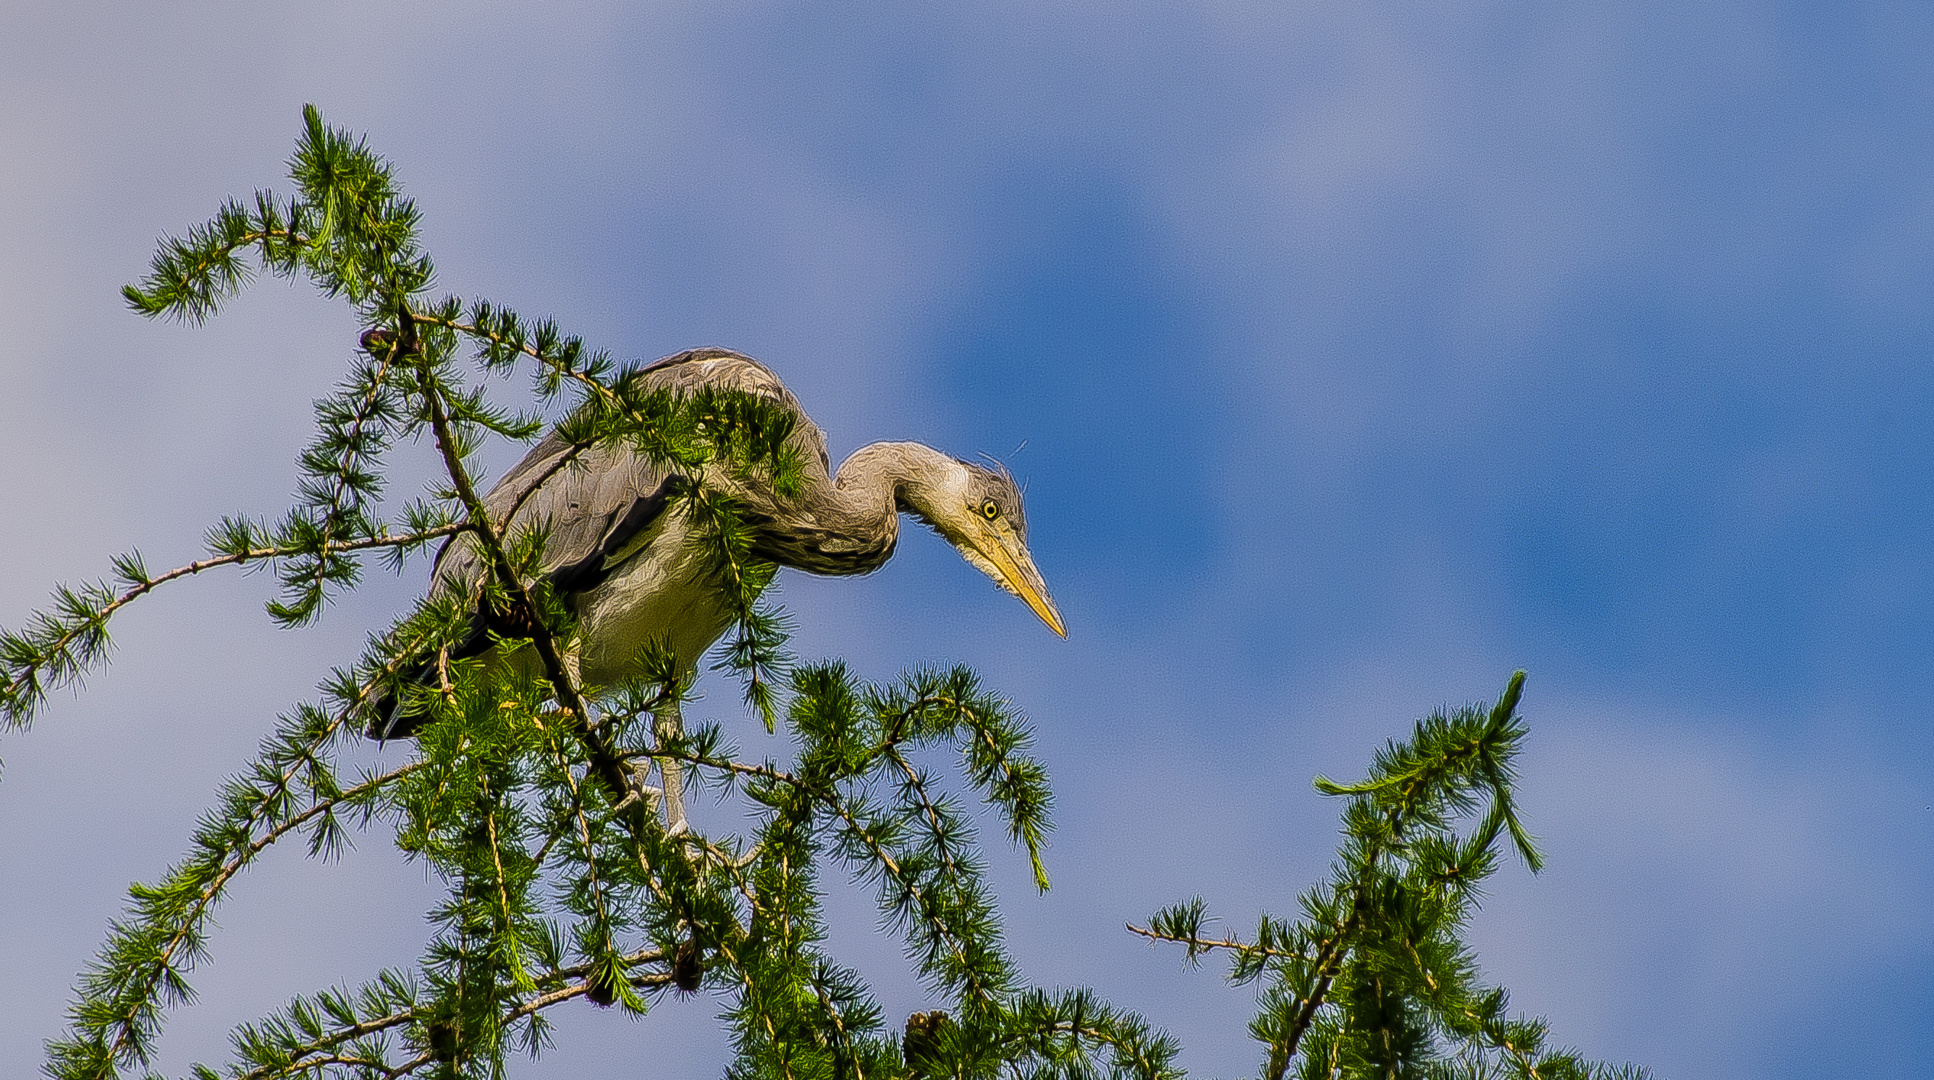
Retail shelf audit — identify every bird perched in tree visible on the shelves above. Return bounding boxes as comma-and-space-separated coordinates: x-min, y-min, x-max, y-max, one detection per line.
372, 347, 1062, 828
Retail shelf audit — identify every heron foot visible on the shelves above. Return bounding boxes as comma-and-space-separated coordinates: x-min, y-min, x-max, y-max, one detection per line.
653, 701, 692, 837
660, 757, 691, 836
612, 759, 663, 817
614, 756, 690, 836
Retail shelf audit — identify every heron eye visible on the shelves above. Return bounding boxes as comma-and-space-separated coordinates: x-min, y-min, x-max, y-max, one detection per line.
980, 500, 1000, 520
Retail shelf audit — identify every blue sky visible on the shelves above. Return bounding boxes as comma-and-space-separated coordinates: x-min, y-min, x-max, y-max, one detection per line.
3, 2, 1932, 1078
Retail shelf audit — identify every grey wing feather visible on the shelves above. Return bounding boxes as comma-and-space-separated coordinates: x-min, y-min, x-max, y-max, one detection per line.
433, 436, 670, 596
431, 347, 828, 597
637, 347, 831, 477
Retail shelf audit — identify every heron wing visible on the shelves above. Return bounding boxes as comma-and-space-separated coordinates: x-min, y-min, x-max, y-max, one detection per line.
634, 347, 832, 479
430, 347, 828, 597
431, 435, 673, 598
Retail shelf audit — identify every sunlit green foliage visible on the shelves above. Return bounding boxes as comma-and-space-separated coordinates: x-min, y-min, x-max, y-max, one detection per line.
1138, 674, 1649, 1080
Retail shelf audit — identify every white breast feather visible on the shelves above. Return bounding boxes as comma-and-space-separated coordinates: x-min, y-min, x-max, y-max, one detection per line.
573, 515, 734, 688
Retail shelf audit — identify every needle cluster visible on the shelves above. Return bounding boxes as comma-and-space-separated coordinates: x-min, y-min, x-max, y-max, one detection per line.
1134, 675, 1649, 1080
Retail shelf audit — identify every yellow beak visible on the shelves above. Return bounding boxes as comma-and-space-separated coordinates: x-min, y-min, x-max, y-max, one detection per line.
969, 527, 1066, 638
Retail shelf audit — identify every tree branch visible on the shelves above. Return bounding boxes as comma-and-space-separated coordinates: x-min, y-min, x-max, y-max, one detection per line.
92, 753, 425, 1070
1, 525, 466, 724
226, 947, 670, 1080
417, 313, 623, 415
1123, 923, 1308, 963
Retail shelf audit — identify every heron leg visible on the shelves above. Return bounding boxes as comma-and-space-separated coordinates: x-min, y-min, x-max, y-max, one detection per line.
653, 698, 691, 836
612, 762, 662, 818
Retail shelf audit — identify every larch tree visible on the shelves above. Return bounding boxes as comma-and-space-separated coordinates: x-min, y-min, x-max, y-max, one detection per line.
0, 108, 1647, 1080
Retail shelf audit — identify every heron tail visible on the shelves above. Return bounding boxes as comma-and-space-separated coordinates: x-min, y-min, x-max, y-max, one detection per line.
362, 613, 498, 741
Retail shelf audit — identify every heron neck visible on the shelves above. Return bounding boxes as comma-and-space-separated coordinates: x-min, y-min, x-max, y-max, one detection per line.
831, 440, 959, 535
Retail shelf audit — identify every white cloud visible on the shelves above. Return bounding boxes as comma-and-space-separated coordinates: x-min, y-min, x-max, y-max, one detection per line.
1474, 701, 1934, 1076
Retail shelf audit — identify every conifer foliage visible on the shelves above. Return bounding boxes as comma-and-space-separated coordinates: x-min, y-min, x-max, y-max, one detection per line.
0, 109, 1646, 1080
1134, 674, 1648, 1080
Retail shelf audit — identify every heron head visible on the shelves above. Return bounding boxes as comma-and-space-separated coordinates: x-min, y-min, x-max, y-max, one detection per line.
909, 457, 1065, 638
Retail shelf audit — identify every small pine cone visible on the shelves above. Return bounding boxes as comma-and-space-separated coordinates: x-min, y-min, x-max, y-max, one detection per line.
903, 1010, 951, 1072
426, 1017, 459, 1062
672, 939, 703, 993
585, 970, 617, 1008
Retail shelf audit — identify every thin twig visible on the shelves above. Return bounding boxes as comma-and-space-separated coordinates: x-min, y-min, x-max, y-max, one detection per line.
292, 341, 402, 606
418, 313, 625, 416
1123, 923, 1306, 961
226, 946, 671, 1080
889, 750, 967, 879
500, 439, 591, 525
5, 525, 466, 704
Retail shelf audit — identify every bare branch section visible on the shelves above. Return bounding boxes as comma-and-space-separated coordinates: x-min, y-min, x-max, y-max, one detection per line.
1125, 919, 1307, 965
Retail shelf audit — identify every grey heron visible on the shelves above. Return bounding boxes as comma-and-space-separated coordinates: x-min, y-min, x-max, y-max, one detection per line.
373, 347, 1063, 830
